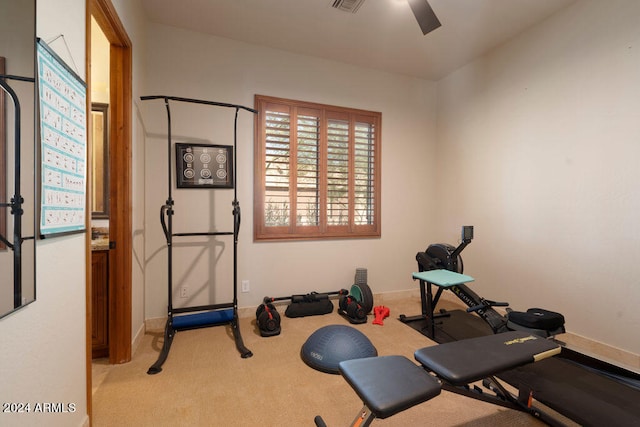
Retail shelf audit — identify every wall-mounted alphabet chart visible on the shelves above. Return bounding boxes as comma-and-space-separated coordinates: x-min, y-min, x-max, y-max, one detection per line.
37, 39, 87, 237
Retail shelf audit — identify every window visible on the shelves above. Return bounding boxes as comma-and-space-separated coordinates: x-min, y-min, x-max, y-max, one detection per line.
254, 95, 381, 241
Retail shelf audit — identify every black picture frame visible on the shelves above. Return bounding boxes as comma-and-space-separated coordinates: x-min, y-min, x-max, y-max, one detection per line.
175, 143, 234, 189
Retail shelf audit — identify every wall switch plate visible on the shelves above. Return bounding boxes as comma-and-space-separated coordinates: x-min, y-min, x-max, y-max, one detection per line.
241, 280, 250, 293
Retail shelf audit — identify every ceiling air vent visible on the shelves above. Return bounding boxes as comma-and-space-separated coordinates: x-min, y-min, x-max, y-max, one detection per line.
331, 0, 366, 13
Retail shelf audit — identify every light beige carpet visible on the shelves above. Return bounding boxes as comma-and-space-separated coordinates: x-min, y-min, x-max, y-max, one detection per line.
92, 293, 572, 426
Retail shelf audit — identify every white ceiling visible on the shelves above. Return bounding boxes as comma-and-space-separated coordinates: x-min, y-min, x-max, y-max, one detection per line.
141, 0, 576, 81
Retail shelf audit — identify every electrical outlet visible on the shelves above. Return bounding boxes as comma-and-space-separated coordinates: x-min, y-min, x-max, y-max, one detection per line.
180, 286, 188, 298
241, 280, 250, 293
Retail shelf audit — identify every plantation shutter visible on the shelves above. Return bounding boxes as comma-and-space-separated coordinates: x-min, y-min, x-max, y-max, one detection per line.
296, 109, 321, 227
264, 105, 291, 227
327, 116, 350, 226
255, 95, 381, 241
354, 118, 376, 226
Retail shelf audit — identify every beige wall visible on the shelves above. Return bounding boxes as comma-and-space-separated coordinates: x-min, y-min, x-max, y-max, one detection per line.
140, 23, 438, 319
436, 0, 640, 355
0, 1, 88, 426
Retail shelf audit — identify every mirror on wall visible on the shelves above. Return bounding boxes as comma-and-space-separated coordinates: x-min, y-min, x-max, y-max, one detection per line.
91, 103, 109, 218
0, 0, 37, 319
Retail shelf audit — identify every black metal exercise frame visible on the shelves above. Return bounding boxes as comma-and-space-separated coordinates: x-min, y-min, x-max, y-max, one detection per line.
0, 74, 35, 311
141, 95, 257, 374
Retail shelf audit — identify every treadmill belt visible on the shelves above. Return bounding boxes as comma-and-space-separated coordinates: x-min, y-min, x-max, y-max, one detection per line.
499, 357, 640, 427
402, 308, 640, 426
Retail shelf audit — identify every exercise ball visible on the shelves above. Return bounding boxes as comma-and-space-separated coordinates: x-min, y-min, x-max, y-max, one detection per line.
301, 325, 377, 374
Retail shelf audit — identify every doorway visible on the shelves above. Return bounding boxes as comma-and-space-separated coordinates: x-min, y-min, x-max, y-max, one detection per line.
86, 0, 132, 419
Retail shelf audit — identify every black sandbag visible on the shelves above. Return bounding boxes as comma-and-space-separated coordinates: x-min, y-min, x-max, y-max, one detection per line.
285, 299, 334, 318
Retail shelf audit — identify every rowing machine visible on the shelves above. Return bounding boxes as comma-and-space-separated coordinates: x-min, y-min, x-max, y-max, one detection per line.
400, 226, 565, 339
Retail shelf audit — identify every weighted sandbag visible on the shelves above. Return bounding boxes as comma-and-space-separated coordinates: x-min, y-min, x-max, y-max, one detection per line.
285, 293, 334, 318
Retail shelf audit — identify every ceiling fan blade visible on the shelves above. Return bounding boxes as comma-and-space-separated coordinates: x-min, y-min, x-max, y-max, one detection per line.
407, 0, 442, 35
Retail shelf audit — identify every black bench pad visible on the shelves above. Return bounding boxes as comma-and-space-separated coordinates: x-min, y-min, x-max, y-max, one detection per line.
339, 355, 441, 419
414, 331, 560, 386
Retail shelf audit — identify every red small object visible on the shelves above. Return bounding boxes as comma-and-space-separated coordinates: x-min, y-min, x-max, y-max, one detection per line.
373, 306, 390, 325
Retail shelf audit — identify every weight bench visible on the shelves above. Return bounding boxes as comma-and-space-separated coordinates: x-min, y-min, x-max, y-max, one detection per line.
314, 331, 562, 427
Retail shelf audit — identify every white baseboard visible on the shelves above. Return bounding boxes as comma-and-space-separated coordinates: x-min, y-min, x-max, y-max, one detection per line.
558, 331, 640, 372
131, 322, 146, 355
145, 317, 167, 332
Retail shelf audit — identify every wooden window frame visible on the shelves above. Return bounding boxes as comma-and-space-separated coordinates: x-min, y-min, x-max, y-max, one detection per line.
254, 95, 381, 241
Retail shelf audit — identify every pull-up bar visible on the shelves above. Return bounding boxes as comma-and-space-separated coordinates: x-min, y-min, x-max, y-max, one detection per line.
140, 95, 258, 114
140, 94, 256, 374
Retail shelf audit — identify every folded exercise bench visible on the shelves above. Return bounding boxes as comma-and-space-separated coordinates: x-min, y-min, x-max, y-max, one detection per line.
314, 331, 562, 427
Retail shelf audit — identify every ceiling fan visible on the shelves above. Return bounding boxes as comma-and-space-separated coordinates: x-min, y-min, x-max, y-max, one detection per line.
331, 0, 441, 35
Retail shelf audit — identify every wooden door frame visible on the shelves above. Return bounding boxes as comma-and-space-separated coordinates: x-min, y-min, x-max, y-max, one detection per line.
86, 0, 132, 419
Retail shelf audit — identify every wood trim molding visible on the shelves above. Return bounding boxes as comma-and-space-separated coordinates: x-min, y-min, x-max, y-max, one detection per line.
107, 40, 132, 365
84, 4, 92, 419
86, 0, 133, 422
91, 0, 132, 47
